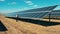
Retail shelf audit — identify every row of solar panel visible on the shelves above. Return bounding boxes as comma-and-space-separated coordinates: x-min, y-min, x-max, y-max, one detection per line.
6, 11, 60, 19
18, 12, 49, 18
6, 12, 49, 18
15, 5, 58, 13
19, 12, 60, 18
5, 5, 59, 19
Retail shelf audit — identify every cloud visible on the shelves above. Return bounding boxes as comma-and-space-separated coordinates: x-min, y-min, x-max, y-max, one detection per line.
33, 5, 38, 7
0, 0, 5, 2
33, 5, 38, 8
8, 2, 16, 5
11, 2, 16, 4
24, 1, 33, 5
24, 0, 38, 8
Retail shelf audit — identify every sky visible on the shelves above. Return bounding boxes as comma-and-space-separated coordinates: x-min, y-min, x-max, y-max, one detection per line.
0, 0, 60, 14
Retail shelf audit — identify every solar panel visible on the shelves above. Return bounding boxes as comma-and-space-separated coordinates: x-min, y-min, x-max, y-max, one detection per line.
51, 10, 60, 17
43, 10, 60, 18
5, 5, 58, 19
6, 12, 49, 19
16, 5, 58, 13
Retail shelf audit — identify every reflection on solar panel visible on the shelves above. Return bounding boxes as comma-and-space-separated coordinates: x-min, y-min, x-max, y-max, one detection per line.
5, 5, 58, 19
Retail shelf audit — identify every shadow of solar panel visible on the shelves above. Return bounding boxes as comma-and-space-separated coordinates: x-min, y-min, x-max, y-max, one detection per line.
0, 21, 7, 31
6, 17, 60, 26
18, 18, 60, 26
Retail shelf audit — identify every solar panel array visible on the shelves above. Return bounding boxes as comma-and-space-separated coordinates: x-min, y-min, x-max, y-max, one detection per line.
5, 5, 58, 19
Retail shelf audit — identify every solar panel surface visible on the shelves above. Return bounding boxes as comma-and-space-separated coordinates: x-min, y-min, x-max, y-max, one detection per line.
5, 5, 58, 19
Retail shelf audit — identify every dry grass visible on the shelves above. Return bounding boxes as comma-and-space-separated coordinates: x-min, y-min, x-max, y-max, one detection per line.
0, 16, 60, 34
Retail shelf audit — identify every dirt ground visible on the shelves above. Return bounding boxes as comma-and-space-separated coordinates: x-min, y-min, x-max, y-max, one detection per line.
0, 16, 60, 34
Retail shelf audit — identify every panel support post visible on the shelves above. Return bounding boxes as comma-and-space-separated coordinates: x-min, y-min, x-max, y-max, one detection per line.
49, 12, 51, 23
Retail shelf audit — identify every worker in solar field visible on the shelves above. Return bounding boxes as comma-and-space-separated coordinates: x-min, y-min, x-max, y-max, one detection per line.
16, 14, 19, 22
